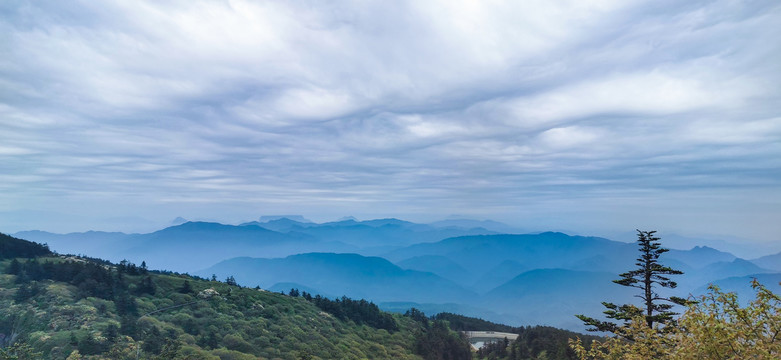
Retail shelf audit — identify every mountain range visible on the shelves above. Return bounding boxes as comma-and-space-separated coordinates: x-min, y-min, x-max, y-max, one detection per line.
16, 218, 496, 272
13, 217, 781, 331
198, 253, 476, 304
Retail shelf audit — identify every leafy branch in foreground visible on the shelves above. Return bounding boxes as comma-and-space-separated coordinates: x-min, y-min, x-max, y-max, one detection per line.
570, 279, 781, 359
674, 279, 781, 358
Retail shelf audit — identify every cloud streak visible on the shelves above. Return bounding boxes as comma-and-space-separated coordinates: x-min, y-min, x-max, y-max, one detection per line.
1, 0, 780, 242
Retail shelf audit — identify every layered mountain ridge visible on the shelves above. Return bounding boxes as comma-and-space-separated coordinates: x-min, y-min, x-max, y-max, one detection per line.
13, 217, 781, 331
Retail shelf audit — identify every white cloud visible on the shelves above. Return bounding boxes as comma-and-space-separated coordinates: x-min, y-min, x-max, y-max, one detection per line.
536, 126, 605, 151
1, 0, 780, 241
500, 71, 752, 129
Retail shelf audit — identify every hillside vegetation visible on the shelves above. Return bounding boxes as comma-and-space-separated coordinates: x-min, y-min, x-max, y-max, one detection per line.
0, 233, 51, 259
0, 234, 474, 359
433, 313, 601, 360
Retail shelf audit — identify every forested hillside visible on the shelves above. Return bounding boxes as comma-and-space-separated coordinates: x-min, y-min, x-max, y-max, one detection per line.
433, 313, 602, 360
0, 234, 473, 359
0, 233, 51, 259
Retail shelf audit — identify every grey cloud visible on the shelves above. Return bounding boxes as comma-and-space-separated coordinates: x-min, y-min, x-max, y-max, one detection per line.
1, 0, 780, 241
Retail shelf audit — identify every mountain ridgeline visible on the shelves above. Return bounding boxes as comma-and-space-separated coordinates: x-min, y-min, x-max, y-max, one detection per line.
188, 225, 779, 331
198, 253, 476, 304
8, 217, 781, 352
14, 219, 498, 273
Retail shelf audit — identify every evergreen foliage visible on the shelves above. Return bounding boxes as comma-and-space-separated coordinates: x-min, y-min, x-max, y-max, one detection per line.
178, 280, 193, 294
474, 326, 601, 360
9, 258, 119, 300
0, 254, 439, 359
435, 311, 601, 360
404, 308, 429, 328
577, 230, 684, 332
135, 276, 156, 295
434, 312, 517, 333
0, 233, 51, 260
295, 290, 399, 332
405, 309, 475, 359
411, 318, 472, 360
0, 342, 42, 360
476, 337, 509, 359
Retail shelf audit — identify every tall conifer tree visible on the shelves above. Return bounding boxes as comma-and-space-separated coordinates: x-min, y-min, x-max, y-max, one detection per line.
577, 230, 686, 332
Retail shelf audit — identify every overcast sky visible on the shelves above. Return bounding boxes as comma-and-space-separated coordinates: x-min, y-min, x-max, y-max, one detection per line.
1, 0, 780, 243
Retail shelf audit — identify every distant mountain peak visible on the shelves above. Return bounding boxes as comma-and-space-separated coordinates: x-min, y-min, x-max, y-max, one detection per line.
168, 221, 224, 230
259, 215, 312, 223
538, 231, 568, 237
360, 218, 415, 227
338, 216, 359, 222
429, 218, 521, 233
171, 216, 188, 225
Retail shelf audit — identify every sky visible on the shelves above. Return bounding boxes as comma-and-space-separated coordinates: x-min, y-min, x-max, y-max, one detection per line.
1, 0, 780, 244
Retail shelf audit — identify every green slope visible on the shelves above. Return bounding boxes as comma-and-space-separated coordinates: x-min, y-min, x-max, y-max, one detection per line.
0, 232, 51, 259
0, 253, 468, 359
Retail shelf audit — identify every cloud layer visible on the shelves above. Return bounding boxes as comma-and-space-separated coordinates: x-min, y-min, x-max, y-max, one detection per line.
1, 0, 780, 241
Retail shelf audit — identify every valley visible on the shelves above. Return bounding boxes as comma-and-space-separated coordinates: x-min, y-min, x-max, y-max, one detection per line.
15, 217, 781, 333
